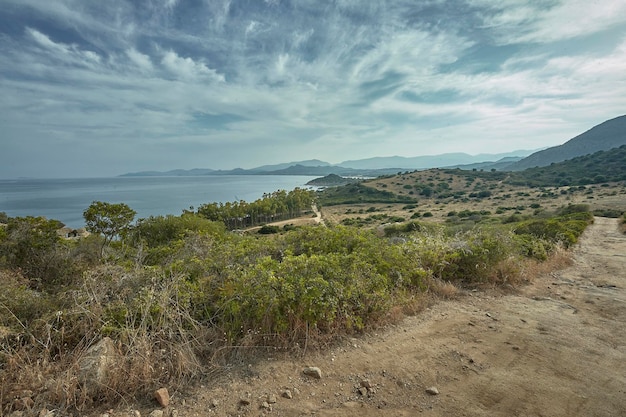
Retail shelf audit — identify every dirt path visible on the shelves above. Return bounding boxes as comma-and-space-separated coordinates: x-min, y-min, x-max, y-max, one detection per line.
138, 218, 626, 417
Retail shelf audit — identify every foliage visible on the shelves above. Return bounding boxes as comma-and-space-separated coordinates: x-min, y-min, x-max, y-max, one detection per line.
513, 208, 593, 248
83, 201, 136, 255
131, 213, 224, 247
0, 216, 76, 287
258, 225, 280, 234
505, 145, 626, 187
197, 188, 314, 229
0, 197, 596, 412
316, 183, 417, 206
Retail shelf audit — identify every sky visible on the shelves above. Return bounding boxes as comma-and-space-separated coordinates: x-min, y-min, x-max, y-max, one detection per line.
1, 0, 625, 178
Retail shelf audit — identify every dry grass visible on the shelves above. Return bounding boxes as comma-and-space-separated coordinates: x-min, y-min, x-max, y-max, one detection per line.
321, 171, 625, 228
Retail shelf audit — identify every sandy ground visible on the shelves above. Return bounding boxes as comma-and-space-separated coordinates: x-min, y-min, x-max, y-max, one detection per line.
133, 217, 625, 417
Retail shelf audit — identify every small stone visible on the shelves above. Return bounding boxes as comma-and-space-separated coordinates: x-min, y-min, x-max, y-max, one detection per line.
282, 390, 293, 399
357, 387, 368, 396
268, 394, 277, 404
303, 366, 322, 379
132, 410, 141, 417
210, 399, 219, 408
426, 386, 439, 395
171, 409, 179, 417
154, 388, 170, 407
239, 398, 251, 406
148, 410, 163, 417
260, 401, 271, 410
360, 379, 372, 389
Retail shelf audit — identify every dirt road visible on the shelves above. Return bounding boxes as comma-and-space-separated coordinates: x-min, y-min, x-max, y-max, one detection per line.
144, 217, 626, 417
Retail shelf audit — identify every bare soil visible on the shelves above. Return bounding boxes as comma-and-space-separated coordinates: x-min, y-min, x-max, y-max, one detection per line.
125, 217, 625, 417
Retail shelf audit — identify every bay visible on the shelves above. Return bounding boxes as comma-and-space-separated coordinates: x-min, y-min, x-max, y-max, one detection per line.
0, 176, 318, 229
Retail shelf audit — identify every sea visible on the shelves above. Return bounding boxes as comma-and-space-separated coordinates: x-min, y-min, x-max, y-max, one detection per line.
0, 175, 319, 229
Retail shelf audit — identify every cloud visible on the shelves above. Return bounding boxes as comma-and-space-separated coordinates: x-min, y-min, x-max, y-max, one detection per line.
161, 50, 225, 81
1, 0, 625, 177
471, 0, 626, 44
26, 27, 102, 68
126, 48, 154, 72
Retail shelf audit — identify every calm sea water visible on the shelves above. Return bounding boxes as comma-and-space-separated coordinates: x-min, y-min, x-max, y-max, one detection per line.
0, 176, 318, 229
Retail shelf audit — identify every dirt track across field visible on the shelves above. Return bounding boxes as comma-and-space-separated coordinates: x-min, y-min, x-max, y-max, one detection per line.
140, 217, 626, 417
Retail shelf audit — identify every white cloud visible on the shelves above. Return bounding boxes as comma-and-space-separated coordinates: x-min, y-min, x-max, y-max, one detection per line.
126, 48, 154, 72
26, 27, 102, 67
472, 0, 626, 44
27, 27, 70, 54
161, 50, 225, 82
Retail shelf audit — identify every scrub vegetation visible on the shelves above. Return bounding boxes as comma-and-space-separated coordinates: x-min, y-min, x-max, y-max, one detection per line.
0, 158, 623, 413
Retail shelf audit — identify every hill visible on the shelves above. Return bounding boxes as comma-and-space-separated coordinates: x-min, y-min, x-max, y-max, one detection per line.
509, 115, 626, 170
506, 144, 626, 187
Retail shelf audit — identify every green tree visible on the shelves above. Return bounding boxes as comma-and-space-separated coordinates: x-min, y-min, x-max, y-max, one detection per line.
83, 201, 136, 256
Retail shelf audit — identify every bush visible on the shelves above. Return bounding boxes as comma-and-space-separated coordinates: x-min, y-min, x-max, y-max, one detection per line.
258, 225, 280, 234
0, 216, 78, 288
513, 215, 592, 248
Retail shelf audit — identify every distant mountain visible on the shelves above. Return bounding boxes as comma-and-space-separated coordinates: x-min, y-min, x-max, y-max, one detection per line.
119, 151, 538, 177
506, 144, 626, 187
338, 150, 536, 170
247, 159, 331, 172
508, 115, 626, 171
445, 156, 524, 171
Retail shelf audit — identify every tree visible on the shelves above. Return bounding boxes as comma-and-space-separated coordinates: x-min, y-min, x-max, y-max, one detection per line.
83, 201, 136, 256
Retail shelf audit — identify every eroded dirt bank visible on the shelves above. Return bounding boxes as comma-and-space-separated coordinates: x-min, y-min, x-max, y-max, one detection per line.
132, 217, 626, 417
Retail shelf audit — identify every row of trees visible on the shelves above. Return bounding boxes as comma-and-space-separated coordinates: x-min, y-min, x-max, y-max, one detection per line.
195, 188, 315, 229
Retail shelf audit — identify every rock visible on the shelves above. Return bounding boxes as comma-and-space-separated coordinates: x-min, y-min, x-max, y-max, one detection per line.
260, 401, 271, 410
426, 386, 439, 395
210, 398, 219, 408
360, 379, 372, 389
78, 337, 121, 390
154, 387, 170, 407
282, 390, 293, 399
148, 410, 163, 417
239, 397, 251, 406
268, 393, 277, 404
357, 387, 368, 396
303, 366, 322, 379
171, 409, 179, 417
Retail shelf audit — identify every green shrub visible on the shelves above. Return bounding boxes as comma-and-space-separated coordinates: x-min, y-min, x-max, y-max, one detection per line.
258, 225, 280, 234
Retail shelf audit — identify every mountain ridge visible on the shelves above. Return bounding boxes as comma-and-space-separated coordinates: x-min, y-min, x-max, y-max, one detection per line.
119, 150, 538, 177
509, 115, 626, 170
